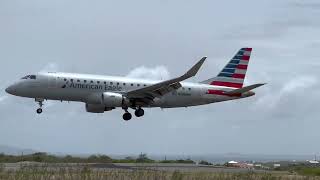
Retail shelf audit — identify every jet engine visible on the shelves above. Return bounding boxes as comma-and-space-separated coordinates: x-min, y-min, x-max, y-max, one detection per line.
85, 104, 114, 113
85, 92, 130, 111
102, 92, 130, 107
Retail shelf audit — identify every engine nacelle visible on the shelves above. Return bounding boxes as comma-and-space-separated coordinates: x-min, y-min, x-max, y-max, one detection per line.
102, 92, 130, 107
86, 104, 114, 113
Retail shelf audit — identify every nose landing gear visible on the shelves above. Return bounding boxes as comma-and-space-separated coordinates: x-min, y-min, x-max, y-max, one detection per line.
35, 98, 44, 114
36, 108, 43, 114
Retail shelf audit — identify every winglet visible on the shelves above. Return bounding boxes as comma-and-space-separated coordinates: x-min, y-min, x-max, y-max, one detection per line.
183, 57, 207, 78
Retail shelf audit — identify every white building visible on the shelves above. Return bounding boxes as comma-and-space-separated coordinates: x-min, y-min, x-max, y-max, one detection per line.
274, 164, 281, 168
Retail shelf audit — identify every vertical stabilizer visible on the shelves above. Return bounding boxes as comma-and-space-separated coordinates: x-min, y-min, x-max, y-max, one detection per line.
201, 48, 252, 88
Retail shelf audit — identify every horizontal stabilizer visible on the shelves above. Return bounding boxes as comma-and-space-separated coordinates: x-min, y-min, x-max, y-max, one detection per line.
225, 83, 266, 95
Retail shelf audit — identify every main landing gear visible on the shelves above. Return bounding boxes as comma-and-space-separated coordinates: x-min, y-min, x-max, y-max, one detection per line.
135, 108, 144, 117
123, 112, 132, 121
35, 98, 44, 114
122, 107, 145, 121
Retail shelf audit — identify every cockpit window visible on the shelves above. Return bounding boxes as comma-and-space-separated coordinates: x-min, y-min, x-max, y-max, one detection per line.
21, 75, 36, 80
30, 75, 36, 79
21, 75, 30, 79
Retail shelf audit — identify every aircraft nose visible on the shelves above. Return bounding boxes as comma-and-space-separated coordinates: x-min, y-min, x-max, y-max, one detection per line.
5, 85, 16, 95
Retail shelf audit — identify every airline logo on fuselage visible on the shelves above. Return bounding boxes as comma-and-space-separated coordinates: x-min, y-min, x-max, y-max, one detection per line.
62, 82, 122, 91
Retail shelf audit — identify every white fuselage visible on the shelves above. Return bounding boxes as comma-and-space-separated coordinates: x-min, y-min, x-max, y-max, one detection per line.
6, 72, 254, 109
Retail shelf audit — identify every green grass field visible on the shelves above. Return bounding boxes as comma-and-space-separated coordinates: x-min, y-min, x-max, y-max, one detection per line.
295, 167, 320, 177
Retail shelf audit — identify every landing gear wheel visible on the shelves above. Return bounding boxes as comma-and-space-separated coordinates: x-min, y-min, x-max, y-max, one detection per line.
135, 108, 144, 117
35, 98, 44, 114
36, 108, 43, 114
123, 112, 132, 121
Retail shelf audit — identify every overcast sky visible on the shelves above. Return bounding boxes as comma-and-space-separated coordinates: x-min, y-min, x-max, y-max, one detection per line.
1, 0, 320, 156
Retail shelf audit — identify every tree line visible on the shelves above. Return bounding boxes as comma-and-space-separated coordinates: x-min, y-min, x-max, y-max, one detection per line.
0, 153, 198, 164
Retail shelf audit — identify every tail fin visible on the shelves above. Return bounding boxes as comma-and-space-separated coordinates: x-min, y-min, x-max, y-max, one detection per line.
201, 48, 252, 88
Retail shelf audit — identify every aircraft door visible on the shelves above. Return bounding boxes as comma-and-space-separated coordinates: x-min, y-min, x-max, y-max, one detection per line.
48, 76, 57, 88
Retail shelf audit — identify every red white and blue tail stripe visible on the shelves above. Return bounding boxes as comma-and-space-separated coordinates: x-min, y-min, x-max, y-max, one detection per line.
201, 48, 252, 88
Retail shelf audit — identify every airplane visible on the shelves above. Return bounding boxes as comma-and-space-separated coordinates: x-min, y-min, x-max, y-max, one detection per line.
5, 48, 265, 121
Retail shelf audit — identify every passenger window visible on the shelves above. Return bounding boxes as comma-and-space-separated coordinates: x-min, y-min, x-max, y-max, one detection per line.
188, 88, 191, 91
131, 84, 134, 86
137, 84, 140, 87
77, 80, 80, 82
104, 82, 106, 84
97, 81, 100, 84
123, 83, 126, 86
110, 82, 113, 85
90, 80, 94, 83
144, 84, 147, 87
84, 80, 87, 83
64, 79, 67, 81
70, 79, 74, 82
117, 82, 120, 85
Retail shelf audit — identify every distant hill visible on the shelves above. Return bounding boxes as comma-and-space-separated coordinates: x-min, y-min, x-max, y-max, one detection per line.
0, 145, 37, 155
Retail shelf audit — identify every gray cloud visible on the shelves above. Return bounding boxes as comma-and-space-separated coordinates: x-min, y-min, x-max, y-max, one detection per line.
126, 66, 170, 80
39, 63, 61, 73
290, 1, 320, 9
0, 96, 8, 103
253, 75, 319, 117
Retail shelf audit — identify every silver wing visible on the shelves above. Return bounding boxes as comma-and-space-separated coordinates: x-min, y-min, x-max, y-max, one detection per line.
125, 57, 206, 105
